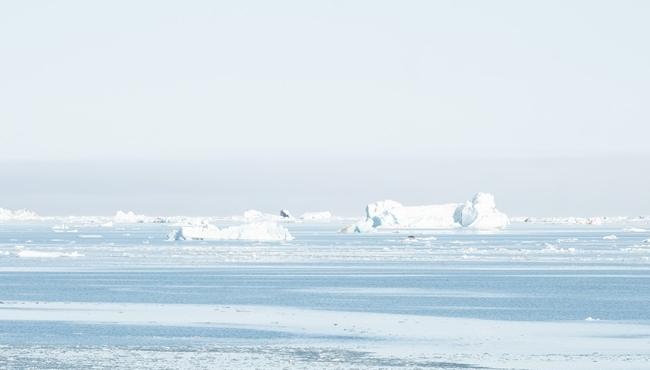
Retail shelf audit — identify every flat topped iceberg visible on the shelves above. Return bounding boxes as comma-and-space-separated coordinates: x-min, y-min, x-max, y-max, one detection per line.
171, 222, 294, 241
367, 200, 460, 229
343, 192, 508, 232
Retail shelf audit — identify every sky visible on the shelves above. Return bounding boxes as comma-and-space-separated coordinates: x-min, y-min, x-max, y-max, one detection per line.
1, 1, 649, 216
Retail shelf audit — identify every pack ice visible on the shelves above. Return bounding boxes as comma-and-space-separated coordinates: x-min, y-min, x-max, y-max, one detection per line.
113, 210, 148, 223
170, 222, 294, 241
342, 192, 508, 232
0, 208, 41, 222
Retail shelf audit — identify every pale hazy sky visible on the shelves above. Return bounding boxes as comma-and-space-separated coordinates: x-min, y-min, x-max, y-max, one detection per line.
1, 1, 649, 216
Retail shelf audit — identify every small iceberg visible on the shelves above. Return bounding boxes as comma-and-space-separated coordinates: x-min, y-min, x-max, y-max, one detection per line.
603, 234, 618, 240
169, 222, 294, 241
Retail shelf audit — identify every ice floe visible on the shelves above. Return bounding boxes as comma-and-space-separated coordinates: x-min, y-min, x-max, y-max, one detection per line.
624, 227, 647, 233
3, 301, 650, 370
170, 222, 294, 241
15, 249, 83, 258
603, 234, 618, 240
512, 215, 648, 225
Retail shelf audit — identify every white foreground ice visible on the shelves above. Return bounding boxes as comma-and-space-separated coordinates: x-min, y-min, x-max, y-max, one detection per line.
343, 192, 508, 232
1, 301, 649, 370
2, 222, 650, 369
171, 222, 294, 241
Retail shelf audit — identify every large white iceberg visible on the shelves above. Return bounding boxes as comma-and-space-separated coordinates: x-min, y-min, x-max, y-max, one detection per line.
170, 222, 294, 241
344, 192, 508, 232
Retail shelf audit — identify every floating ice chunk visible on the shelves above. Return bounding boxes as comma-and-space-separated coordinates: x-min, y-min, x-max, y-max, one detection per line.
114, 210, 147, 223
78, 234, 103, 239
557, 238, 579, 243
347, 193, 508, 231
300, 211, 333, 221
339, 219, 374, 233
603, 234, 618, 240
101, 221, 114, 228
175, 222, 293, 241
625, 227, 647, 233
0, 208, 41, 221
542, 243, 576, 253
454, 193, 509, 229
512, 216, 611, 225
16, 250, 83, 258
167, 229, 185, 241
585, 317, 600, 321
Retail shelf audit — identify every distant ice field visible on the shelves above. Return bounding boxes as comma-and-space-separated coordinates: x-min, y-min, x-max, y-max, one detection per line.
1, 221, 650, 369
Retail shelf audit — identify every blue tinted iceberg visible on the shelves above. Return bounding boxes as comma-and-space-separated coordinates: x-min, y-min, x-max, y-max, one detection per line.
454, 193, 509, 229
